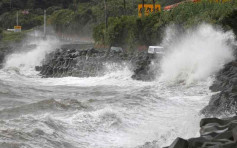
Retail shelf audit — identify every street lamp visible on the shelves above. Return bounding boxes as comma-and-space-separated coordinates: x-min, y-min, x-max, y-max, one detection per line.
152, 0, 155, 12
123, 0, 126, 15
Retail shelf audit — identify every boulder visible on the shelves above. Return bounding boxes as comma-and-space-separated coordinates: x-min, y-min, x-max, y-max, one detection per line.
35, 47, 157, 81
164, 116, 237, 148
202, 59, 237, 115
167, 137, 189, 148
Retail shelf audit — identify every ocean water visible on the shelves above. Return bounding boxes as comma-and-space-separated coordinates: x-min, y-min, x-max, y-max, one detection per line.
0, 24, 235, 148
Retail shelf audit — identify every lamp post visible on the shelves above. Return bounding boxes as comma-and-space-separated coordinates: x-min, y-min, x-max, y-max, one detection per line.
123, 0, 126, 15
43, 10, 46, 39
104, 0, 108, 38
104, 0, 110, 55
16, 11, 18, 26
152, 0, 155, 12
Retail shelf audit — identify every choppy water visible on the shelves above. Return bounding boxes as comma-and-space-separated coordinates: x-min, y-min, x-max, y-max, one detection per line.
0, 24, 235, 148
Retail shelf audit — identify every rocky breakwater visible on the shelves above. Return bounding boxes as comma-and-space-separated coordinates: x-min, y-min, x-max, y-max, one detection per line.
159, 48, 237, 148
36, 48, 106, 77
138, 116, 237, 148
161, 116, 237, 148
35, 47, 156, 80
132, 52, 156, 81
201, 59, 237, 116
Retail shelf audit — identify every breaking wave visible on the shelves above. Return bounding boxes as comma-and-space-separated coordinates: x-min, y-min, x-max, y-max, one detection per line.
0, 24, 236, 148
159, 24, 235, 84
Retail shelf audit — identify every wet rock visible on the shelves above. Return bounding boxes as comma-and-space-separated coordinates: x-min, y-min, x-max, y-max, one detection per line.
188, 137, 209, 148
131, 53, 155, 81
36, 47, 157, 81
163, 116, 237, 148
166, 138, 189, 148
202, 59, 237, 115
35, 66, 42, 71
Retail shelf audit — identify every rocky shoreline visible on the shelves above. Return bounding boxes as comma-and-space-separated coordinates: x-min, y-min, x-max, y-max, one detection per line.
201, 60, 237, 116
34, 46, 237, 148
162, 47, 237, 147
35, 47, 156, 81
0, 43, 236, 147
163, 116, 237, 148
138, 116, 237, 148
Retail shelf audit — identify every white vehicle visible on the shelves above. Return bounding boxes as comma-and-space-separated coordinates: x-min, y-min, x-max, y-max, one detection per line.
148, 46, 164, 54
110, 46, 123, 53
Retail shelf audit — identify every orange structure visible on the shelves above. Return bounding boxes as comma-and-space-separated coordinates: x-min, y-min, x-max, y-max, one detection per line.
138, 4, 161, 17
163, 0, 231, 11
164, 0, 201, 11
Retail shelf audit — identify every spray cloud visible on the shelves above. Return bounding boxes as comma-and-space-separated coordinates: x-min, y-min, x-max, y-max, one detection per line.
4, 36, 60, 76
159, 24, 235, 84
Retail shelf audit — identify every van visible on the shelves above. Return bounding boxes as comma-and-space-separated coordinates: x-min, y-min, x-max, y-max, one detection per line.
110, 46, 123, 53
148, 46, 164, 54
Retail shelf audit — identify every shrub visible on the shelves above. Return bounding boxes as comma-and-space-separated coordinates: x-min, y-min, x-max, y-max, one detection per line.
1, 31, 27, 43
48, 9, 74, 32
93, 0, 237, 50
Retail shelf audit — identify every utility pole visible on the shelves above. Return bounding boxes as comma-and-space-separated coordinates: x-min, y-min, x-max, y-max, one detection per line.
152, 0, 155, 13
104, 0, 108, 29
104, 0, 110, 54
16, 11, 18, 26
43, 10, 46, 39
104, 0, 108, 40
123, 0, 126, 15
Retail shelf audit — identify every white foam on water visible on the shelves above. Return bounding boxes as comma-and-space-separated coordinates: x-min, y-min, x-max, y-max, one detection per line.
36, 62, 145, 87
3, 36, 60, 76
0, 24, 236, 148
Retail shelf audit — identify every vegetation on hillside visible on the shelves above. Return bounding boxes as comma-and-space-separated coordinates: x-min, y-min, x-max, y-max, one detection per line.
0, 0, 73, 30
0, 0, 177, 34
47, 0, 170, 36
93, 0, 237, 52
1, 31, 28, 43
0, 0, 236, 52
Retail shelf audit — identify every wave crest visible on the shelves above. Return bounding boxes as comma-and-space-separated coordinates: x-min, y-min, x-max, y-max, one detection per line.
159, 24, 235, 84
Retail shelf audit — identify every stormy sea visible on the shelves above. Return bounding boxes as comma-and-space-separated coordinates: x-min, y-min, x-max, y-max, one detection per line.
0, 24, 235, 148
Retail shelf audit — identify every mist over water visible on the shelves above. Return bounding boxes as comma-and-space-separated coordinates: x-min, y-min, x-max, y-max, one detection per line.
4, 37, 60, 76
0, 24, 235, 148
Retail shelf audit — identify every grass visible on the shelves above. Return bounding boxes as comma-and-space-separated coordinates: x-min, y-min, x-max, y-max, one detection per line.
1, 30, 31, 44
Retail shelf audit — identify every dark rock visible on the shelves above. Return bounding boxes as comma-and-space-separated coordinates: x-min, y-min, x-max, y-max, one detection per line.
188, 137, 209, 148
214, 131, 234, 141
131, 53, 156, 81
163, 116, 237, 148
201, 141, 223, 147
35, 47, 158, 81
221, 141, 237, 148
232, 127, 237, 141
35, 66, 42, 71
201, 118, 226, 127
168, 137, 189, 148
202, 59, 237, 115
